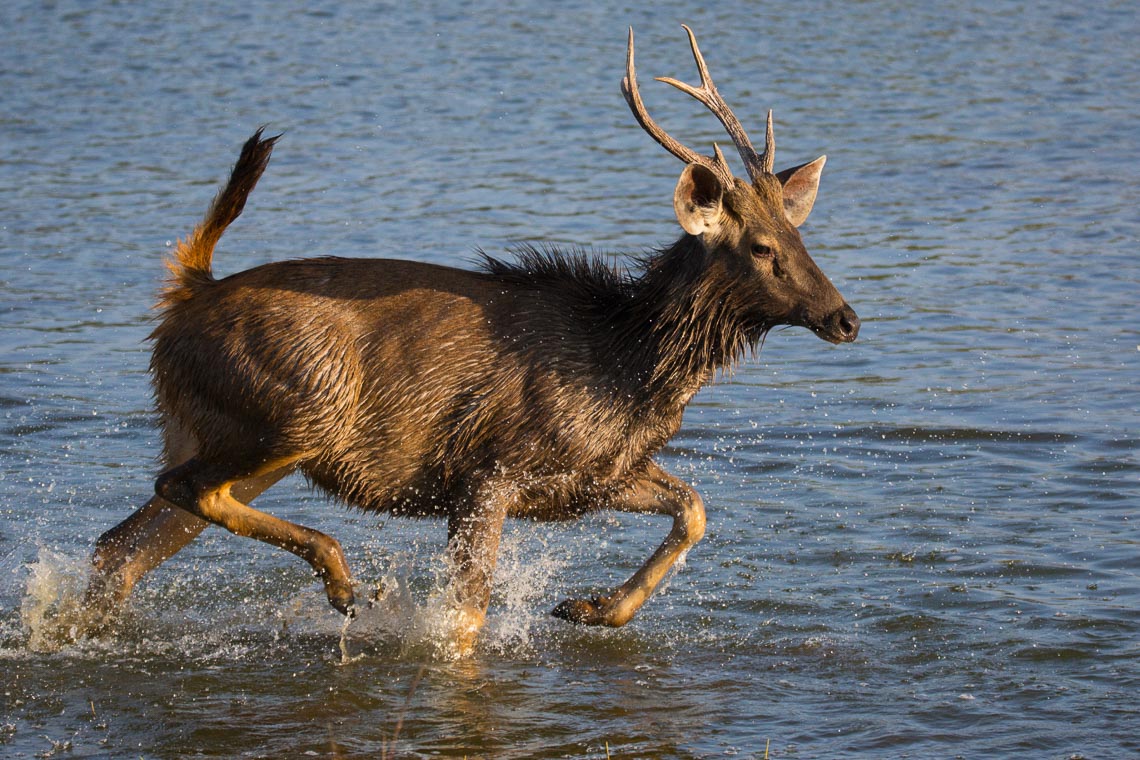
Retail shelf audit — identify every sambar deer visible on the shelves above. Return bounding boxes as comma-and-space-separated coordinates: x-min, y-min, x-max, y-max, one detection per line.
84, 26, 858, 652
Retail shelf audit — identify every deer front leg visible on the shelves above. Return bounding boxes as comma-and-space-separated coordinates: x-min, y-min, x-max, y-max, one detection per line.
552, 460, 706, 627
445, 484, 511, 655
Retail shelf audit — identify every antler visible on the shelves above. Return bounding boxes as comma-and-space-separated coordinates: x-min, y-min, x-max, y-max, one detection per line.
621, 25, 775, 184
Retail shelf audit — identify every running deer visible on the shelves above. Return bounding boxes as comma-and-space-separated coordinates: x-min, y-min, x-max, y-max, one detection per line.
85, 26, 858, 652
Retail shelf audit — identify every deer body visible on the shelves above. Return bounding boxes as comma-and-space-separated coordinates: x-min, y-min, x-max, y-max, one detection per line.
86, 27, 858, 651
153, 252, 699, 520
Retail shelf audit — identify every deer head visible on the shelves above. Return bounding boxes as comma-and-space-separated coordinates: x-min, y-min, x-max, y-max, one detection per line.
624, 26, 859, 345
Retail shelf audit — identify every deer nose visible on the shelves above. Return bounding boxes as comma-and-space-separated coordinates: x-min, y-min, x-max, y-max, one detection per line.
834, 304, 860, 342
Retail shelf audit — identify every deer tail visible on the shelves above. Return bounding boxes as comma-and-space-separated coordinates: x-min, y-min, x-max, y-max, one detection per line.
160, 128, 278, 306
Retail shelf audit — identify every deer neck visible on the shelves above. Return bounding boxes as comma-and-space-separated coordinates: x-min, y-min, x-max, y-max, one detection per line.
617, 236, 761, 405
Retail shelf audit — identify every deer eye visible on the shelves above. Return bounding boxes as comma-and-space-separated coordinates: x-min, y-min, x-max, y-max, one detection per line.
751, 242, 774, 259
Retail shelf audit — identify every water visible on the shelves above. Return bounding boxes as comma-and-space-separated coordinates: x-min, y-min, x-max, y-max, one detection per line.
2, 0, 1137, 756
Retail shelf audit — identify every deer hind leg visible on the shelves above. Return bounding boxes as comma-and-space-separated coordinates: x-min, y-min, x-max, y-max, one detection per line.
86, 469, 294, 613
155, 456, 356, 616
552, 460, 706, 627
85, 424, 293, 616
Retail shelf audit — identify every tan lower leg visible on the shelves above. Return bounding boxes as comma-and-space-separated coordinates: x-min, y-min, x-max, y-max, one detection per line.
597, 508, 705, 626
157, 464, 355, 615
88, 496, 207, 607
552, 464, 706, 627
86, 465, 292, 610
445, 493, 510, 652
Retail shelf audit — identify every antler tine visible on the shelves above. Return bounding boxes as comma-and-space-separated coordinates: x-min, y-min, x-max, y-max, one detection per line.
763, 109, 775, 174
622, 27, 733, 185
656, 25, 774, 181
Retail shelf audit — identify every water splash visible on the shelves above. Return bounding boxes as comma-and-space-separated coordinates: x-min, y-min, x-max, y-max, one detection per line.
15, 546, 93, 654
483, 524, 570, 655
7, 524, 574, 663
338, 525, 570, 661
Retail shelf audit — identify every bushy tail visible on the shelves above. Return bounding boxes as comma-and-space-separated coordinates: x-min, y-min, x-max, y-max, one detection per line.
160, 128, 279, 306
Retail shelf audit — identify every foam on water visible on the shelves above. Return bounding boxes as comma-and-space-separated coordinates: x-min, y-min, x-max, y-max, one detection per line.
8, 546, 253, 660
482, 525, 571, 654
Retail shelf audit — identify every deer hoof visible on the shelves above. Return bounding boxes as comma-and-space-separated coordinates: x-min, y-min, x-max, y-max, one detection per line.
324, 579, 356, 617
551, 596, 611, 626
450, 604, 486, 657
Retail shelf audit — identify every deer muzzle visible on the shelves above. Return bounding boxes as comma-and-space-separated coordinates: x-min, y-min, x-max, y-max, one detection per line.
814, 303, 860, 344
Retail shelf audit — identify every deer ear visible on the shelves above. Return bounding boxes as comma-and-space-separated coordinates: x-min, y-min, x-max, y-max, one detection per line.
776, 155, 826, 227
673, 163, 725, 236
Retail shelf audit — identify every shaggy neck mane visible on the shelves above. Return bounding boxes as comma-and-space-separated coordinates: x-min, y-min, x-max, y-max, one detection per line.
482, 238, 766, 404
623, 236, 764, 394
